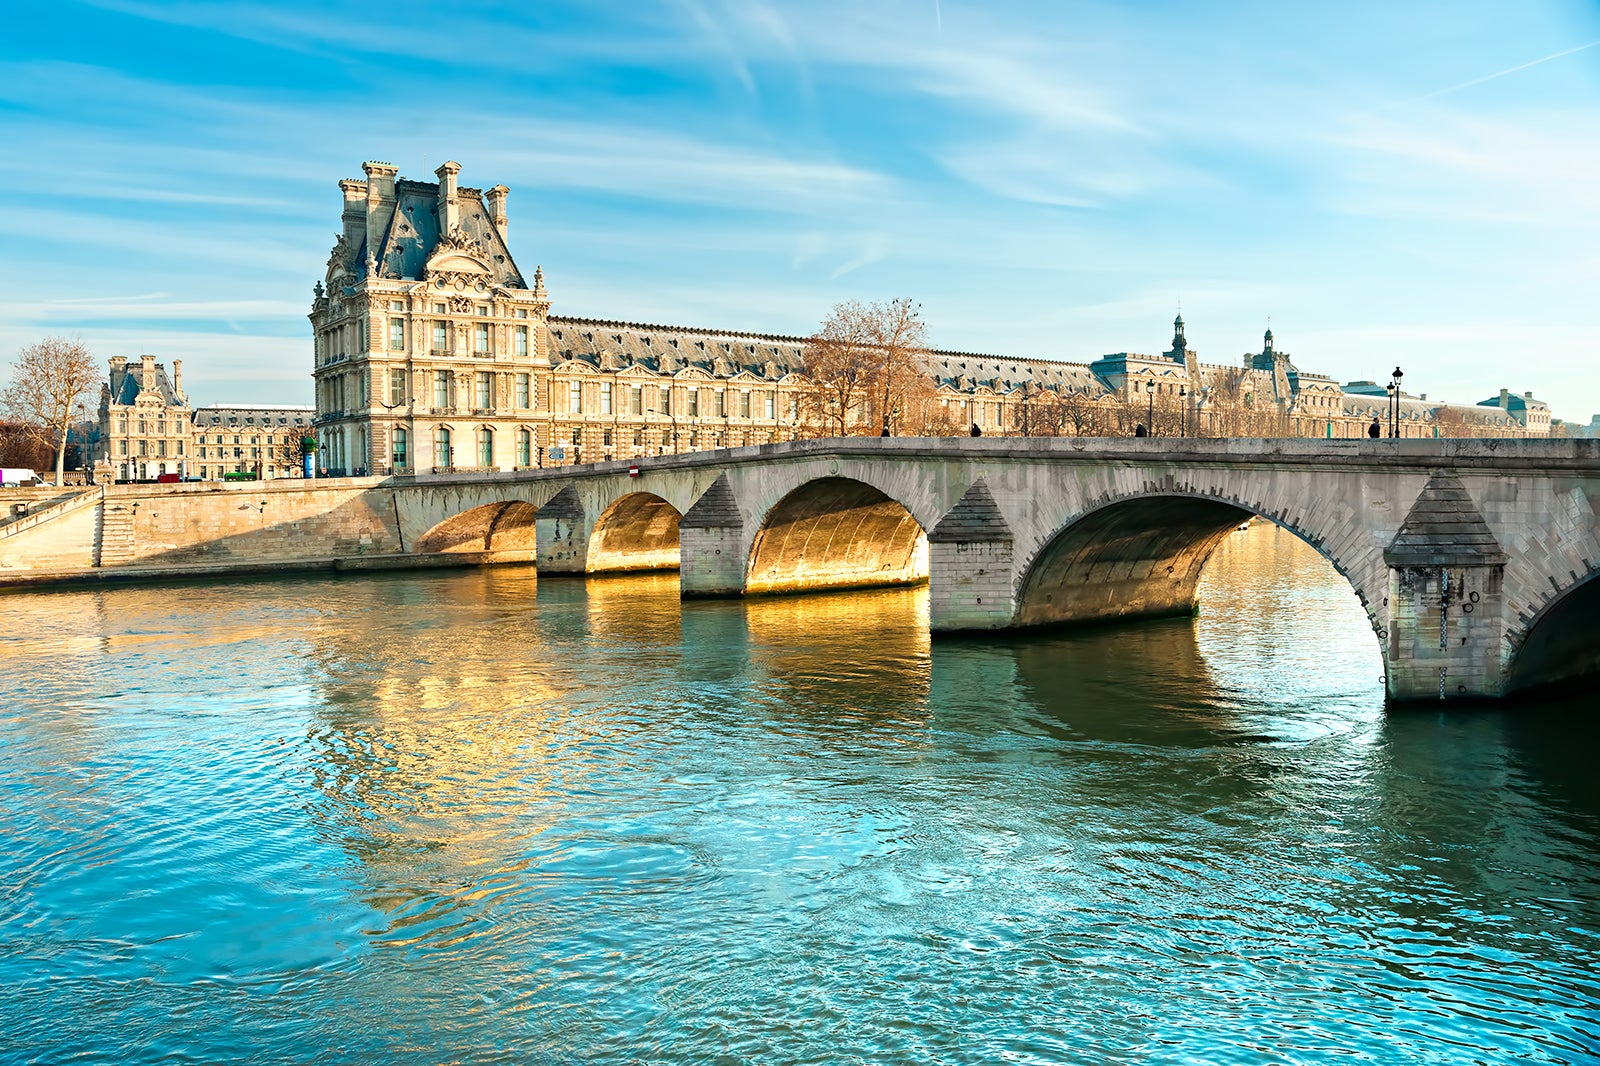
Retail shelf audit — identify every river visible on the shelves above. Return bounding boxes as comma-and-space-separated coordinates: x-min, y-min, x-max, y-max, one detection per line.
1, 524, 1596, 1064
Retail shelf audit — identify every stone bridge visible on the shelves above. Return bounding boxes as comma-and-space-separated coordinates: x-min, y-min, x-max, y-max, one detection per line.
4, 437, 1597, 703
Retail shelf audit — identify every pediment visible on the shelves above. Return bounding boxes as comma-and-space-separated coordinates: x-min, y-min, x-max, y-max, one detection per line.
727, 370, 766, 383
616, 364, 657, 378
675, 367, 713, 380
555, 360, 602, 375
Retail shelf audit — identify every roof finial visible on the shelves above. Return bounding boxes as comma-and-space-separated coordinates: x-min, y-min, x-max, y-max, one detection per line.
533, 265, 547, 300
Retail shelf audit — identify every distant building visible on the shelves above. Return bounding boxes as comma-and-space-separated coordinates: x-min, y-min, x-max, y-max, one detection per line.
307, 159, 1562, 466
1477, 389, 1552, 437
98, 355, 191, 480
192, 405, 314, 480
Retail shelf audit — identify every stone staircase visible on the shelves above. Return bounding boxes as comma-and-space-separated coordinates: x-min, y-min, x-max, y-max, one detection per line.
95, 502, 137, 567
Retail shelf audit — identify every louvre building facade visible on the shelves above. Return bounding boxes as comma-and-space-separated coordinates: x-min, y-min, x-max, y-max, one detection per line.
310, 161, 1548, 476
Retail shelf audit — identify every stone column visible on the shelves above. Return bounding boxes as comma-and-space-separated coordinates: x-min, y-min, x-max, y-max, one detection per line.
679, 473, 746, 598
1383, 471, 1508, 700
927, 477, 1016, 631
535, 484, 588, 574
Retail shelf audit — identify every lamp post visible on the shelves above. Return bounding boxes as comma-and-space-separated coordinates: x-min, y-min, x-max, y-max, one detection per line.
1177, 385, 1189, 437
1388, 366, 1404, 438
1146, 380, 1156, 437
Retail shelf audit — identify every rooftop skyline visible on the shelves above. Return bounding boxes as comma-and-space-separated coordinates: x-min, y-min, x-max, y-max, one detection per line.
2, 0, 1597, 418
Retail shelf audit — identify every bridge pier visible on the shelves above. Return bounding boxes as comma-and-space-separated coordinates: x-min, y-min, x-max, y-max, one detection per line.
927, 479, 1016, 631
1381, 472, 1510, 701
534, 486, 588, 574
678, 474, 746, 598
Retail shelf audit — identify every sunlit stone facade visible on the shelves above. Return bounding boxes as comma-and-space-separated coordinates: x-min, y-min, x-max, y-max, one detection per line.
310, 161, 1555, 473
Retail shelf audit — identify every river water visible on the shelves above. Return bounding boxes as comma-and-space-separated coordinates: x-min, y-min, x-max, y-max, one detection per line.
1, 524, 1596, 1064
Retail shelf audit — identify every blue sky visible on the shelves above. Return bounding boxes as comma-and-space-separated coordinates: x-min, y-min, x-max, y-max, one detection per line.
2, 0, 1598, 420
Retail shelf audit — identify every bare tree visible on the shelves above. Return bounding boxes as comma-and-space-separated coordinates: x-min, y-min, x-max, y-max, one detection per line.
799, 298, 932, 437
1, 337, 101, 484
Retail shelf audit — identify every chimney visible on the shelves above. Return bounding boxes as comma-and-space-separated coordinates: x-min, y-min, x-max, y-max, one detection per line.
1499, 388, 1510, 409
487, 184, 509, 238
172, 359, 184, 403
1524, 391, 1534, 400
436, 160, 461, 234
140, 354, 156, 394
362, 161, 398, 256
339, 178, 368, 252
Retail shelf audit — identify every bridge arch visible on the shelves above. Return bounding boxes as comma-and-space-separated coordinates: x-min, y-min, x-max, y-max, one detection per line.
586, 491, 683, 573
414, 500, 540, 554
1013, 491, 1384, 653
745, 475, 928, 595
1505, 567, 1600, 695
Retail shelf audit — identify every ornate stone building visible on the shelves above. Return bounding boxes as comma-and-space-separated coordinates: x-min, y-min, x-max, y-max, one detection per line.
99, 355, 192, 480
309, 160, 1557, 471
192, 405, 314, 480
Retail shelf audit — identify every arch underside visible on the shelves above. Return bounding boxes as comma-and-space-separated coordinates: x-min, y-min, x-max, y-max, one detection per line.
747, 477, 928, 595
1017, 496, 1254, 627
415, 501, 539, 554
588, 493, 682, 573
1507, 570, 1600, 694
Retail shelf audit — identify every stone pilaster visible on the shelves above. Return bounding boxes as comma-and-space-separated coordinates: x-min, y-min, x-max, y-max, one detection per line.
927, 477, 1015, 631
1383, 471, 1508, 700
678, 473, 746, 598
535, 484, 588, 574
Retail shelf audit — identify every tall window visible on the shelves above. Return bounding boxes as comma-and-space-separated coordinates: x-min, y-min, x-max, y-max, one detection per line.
393, 428, 408, 469
740, 391, 751, 418
477, 427, 494, 467
715, 391, 725, 418
389, 318, 404, 350
435, 426, 452, 467
476, 371, 492, 410
569, 380, 582, 414
434, 371, 450, 410
764, 393, 775, 419
433, 322, 448, 352
631, 386, 643, 415
516, 373, 530, 409
389, 368, 406, 406
688, 390, 699, 418
516, 428, 531, 466
660, 386, 671, 415
601, 382, 613, 415
515, 325, 529, 356
475, 323, 489, 353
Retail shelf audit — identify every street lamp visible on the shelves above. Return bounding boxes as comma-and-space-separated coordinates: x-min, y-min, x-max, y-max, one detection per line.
1178, 385, 1190, 437
1388, 366, 1404, 438
1146, 380, 1156, 437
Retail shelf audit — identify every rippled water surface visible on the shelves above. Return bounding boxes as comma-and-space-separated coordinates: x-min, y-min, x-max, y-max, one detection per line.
2, 524, 1597, 1064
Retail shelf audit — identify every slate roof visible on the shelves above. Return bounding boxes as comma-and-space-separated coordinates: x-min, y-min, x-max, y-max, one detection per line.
334, 177, 525, 290
108, 360, 183, 407
194, 405, 315, 428
546, 315, 1106, 394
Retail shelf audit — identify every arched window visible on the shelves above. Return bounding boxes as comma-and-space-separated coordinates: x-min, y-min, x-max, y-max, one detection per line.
477, 426, 494, 468
435, 426, 452, 468
516, 428, 531, 467
392, 428, 409, 470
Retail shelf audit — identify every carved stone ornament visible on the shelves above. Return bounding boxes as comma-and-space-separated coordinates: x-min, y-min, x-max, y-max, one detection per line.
437, 224, 477, 253
448, 294, 474, 314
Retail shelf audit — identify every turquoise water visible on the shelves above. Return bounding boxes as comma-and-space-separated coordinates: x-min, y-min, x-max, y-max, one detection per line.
1, 524, 1596, 1064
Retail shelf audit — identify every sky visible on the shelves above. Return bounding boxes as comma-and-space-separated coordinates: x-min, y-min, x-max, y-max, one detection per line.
2, 0, 1598, 420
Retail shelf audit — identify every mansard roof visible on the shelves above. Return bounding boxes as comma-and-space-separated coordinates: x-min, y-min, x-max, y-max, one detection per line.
372, 180, 524, 288
108, 359, 185, 409
546, 314, 1105, 394
194, 404, 315, 428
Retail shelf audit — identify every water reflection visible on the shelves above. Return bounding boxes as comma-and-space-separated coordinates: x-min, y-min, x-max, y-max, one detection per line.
0, 526, 1595, 1063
